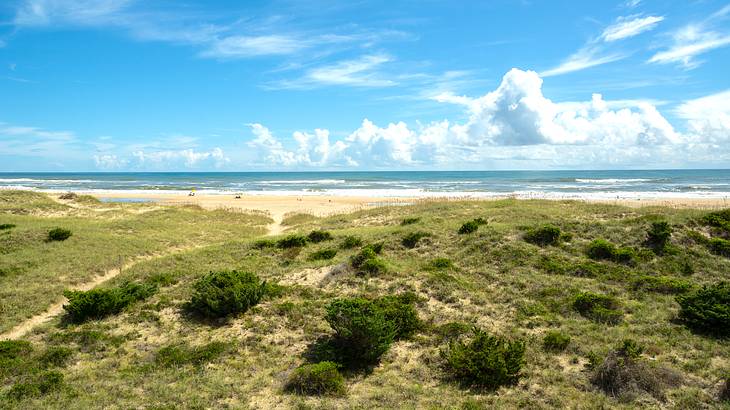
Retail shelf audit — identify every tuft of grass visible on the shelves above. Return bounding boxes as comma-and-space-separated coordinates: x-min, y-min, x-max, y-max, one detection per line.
63, 282, 157, 323
276, 235, 308, 249
155, 341, 228, 367
573, 292, 623, 325
350, 246, 387, 275
252, 239, 276, 249
47, 227, 72, 242
542, 331, 571, 352
524, 224, 563, 246
428, 257, 454, 270
284, 361, 345, 396
586, 239, 636, 265
5, 370, 64, 401
457, 218, 487, 235
632, 275, 693, 294
308, 248, 337, 261
402, 231, 430, 249
307, 230, 333, 243
401, 217, 421, 226
340, 235, 362, 249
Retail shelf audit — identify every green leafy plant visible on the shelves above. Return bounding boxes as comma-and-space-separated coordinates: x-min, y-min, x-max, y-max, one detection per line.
350, 245, 387, 275
309, 249, 337, 261
573, 292, 622, 324
276, 235, 309, 249
586, 239, 636, 265
632, 275, 692, 294
307, 230, 333, 243
340, 235, 362, 249
402, 231, 430, 249
524, 224, 563, 246
188, 271, 267, 319
284, 361, 345, 396
542, 331, 571, 352
646, 221, 672, 253
374, 293, 422, 339
441, 327, 525, 389
458, 221, 478, 235
63, 282, 156, 323
709, 238, 730, 257
5, 371, 64, 400
676, 282, 729, 337
47, 227, 72, 241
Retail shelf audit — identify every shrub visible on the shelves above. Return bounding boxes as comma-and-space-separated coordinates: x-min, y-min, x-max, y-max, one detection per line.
401, 217, 421, 226
340, 235, 362, 249
676, 282, 730, 337
359, 258, 387, 275
709, 238, 730, 257
252, 239, 276, 249
586, 239, 635, 265
37, 347, 73, 368
5, 371, 64, 400
47, 227, 72, 242
0, 223, 15, 230
0, 340, 33, 360
524, 225, 562, 246
284, 361, 345, 396
573, 292, 622, 325
612, 248, 637, 265
324, 298, 397, 367
632, 275, 692, 294
155, 341, 227, 367
188, 271, 266, 319
374, 293, 421, 339
703, 209, 730, 231
434, 322, 472, 341
429, 257, 453, 270
351, 247, 376, 269
441, 328, 525, 389
543, 331, 571, 352
363, 242, 384, 254
309, 249, 337, 261
646, 221, 672, 253
350, 246, 387, 275
277, 234, 308, 249
63, 282, 156, 323
458, 221, 480, 235
402, 231, 430, 249
307, 230, 333, 243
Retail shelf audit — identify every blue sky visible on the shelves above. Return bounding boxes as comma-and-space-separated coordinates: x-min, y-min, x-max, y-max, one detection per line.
1, 0, 730, 171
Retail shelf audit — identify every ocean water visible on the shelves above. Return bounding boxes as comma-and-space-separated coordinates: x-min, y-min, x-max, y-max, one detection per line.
0, 170, 729, 199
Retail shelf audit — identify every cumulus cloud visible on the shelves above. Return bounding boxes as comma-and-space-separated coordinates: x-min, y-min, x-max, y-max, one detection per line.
675, 89, 730, 144
93, 154, 127, 169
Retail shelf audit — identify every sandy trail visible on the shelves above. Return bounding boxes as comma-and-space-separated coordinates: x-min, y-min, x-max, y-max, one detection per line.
0, 245, 200, 341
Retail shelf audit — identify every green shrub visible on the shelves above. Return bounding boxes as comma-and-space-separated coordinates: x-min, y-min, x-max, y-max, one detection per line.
155, 341, 227, 367
0, 223, 15, 230
429, 257, 454, 270
363, 242, 384, 254
709, 238, 730, 257
277, 235, 308, 249
351, 247, 376, 269
324, 298, 397, 367
5, 371, 64, 400
458, 221, 479, 235
0, 340, 33, 360
586, 239, 635, 265
402, 231, 430, 249
350, 246, 387, 275
374, 293, 421, 339
63, 282, 156, 323
37, 347, 73, 368
542, 331, 571, 352
309, 249, 337, 261
340, 235, 362, 249
307, 230, 333, 243
252, 239, 276, 249
284, 361, 345, 396
188, 271, 266, 319
47, 227, 72, 241
573, 292, 622, 325
632, 275, 692, 294
676, 282, 730, 337
703, 209, 730, 231
524, 225, 562, 246
401, 217, 421, 226
646, 221, 672, 253
434, 322, 472, 341
359, 258, 387, 275
441, 328, 525, 389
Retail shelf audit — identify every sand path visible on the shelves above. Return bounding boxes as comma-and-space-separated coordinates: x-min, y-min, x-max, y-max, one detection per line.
0, 245, 200, 341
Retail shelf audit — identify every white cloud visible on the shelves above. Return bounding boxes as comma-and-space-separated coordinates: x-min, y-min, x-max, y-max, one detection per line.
649, 6, 730, 69
600, 15, 664, 42
201, 35, 309, 59
623, 0, 642, 9
131, 147, 228, 168
273, 55, 396, 89
93, 154, 127, 169
14, 0, 133, 26
540, 49, 625, 77
675, 89, 730, 144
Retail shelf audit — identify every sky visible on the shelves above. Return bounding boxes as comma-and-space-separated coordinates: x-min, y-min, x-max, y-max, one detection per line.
1, 0, 730, 171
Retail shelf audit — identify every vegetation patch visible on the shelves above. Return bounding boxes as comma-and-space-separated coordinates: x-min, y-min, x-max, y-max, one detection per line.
350, 245, 387, 275
188, 271, 267, 319
458, 218, 486, 235
428, 257, 454, 270
573, 292, 623, 324
308, 248, 337, 261
586, 239, 636, 265
702, 209, 730, 232
676, 282, 729, 337
340, 235, 362, 249
47, 227, 72, 242
276, 235, 309, 249
284, 361, 345, 396
524, 224, 565, 246
441, 327, 525, 390
154, 341, 228, 367
5, 370, 64, 401
401, 217, 421, 226
252, 239, 276, 249
402, 231, 430, 249
632, 275, 692, 294
63, 282, 156, 323
0, 223, 16, 230
645, 221, 672, 254
542, 331, 571, 352
708, 238, 730, 257
307, 230, 333, 243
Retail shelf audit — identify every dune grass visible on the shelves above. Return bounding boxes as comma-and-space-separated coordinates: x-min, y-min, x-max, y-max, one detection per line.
1, 193, 729, 408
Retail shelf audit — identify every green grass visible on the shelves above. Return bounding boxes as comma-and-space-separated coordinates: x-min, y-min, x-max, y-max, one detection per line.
1, 193, 729, 408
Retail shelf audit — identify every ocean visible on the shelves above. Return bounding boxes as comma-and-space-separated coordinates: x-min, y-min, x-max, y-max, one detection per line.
0, 170, 729, 199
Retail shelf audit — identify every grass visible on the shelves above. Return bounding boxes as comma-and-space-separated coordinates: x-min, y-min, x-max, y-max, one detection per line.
1, 193, 729, 408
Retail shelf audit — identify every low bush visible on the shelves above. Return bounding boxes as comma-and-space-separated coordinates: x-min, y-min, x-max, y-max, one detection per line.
47, 227, 72, 242
5, 371, 64, 400
309, 249, 337, 261
573, 292, 623, 325
676, 282, 729, 337
252, 239, 276, 249
0, 223, 15, 230
324, 298, 397, 367
441, 328, 525, 389
188, 271, 267, 319
374, 293, 422, 339
155, 341, 227, 367
434, 322, 472, 341
458, 218, 487, 235
277, 234, 308, 249
307, 230, 333, 243
524, 225, 563, 246
703, 209, 730, 232
363, 242, 384, 254
401, 217, 421, 226
542, 331, 571, 352
587, 239, 636, 265
37, 347, 73, 368
632, 275, 692, 294
340, 235, 362, 249
0, 340, 33, 361
646, 221, 672, 253
402, 231, 430, 249
350, 246, 387, 275
284, 361, 345, 396
63, 282, 156, 323
709, 238, 730, 257
359, 258, 387, 275
428, 257, 453, 270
